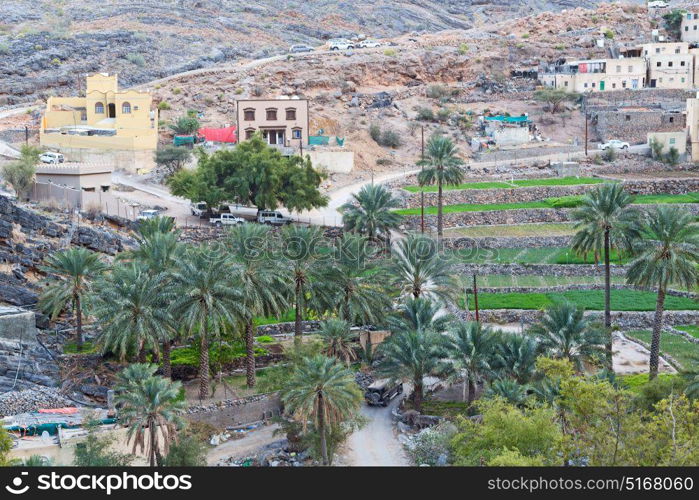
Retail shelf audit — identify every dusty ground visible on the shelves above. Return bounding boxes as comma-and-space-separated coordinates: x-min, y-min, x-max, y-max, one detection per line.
207, 424, 282, 466
614, 334, 677, 375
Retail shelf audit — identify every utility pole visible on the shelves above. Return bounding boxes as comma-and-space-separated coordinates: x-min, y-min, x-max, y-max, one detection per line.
420, 125, 425, 234
24, 126, 29, 146
472, 273, 480, 323
583, 93, 589, 156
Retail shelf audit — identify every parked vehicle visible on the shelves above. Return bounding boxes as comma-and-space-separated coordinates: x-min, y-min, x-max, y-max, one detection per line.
358, 39, 381, 48
209, 213, 245, 227
599, 139, 630, 150
39, 152, 64, 164
137, 209, 160, 221
257, 210, 292, 226
191, 201, 208, 217
289, 44, 313, 53
328, 39, 354, 51
648, 1, 668, 8
364, 379, 403, 406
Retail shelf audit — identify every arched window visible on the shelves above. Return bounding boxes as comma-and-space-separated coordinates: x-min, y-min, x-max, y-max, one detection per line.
266, 108, 277, 121
244, 108, 255, 121
95, 102, 104, 114
286, 108, 296, 120
121, 102, 131, 114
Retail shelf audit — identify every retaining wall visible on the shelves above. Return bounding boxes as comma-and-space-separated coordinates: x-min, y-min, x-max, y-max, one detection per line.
185, 393, 282, 428
456, 263, 628, 277
444, 235, 572, 249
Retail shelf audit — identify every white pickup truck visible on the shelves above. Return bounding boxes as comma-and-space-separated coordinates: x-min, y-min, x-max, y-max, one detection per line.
209, 213, 245, 227
191, 201, 208, 217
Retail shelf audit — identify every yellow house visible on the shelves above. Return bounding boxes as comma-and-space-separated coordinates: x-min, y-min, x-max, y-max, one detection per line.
40, 73, 158, 172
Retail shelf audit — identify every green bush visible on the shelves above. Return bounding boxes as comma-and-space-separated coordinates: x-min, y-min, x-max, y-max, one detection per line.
383, 49, 396, 57
158, 101, 171, 111
427, 85, 449, 99
601, 147, 617, 162
665, 147, 680, 166
256, 335, 275, 344
126, 53, 145, 67
170, 342, 267, 367
172, 87, 182, 95
380, 129, 401, 148
416, 107, 435, 121
369, 124, 381, 142
457, 43, 468, 55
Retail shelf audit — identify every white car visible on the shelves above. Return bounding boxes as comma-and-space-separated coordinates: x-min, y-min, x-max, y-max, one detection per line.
39, 152, 64, 164
257, 210, 292, 226
358, 40, 381, 48
137, 209, 160, 221
209, 213, 245, 227
328, 39, 354, 51
648, 1, 668, 8
599, 140, 630, 150
191, 201, 208, 217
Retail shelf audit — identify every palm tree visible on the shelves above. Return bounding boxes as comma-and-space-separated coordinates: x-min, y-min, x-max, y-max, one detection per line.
377, 299, 451, 412
388, 232, 456, 302
493, 332, 541, 384
280, 355, 362, 465
39, 247, 107, 351
114, 364, 186, 467
387, 296, 452, 334
417, 134, 464, 238
326, 233, 390, 325
341, 183, 402, 242
227, 224, 288, 388
93, 263, 173, 363
571, 183, 639, 367
528, 302, 605, 370
449, 321, 497, 404
626, 206, 699, 379
317, 319, 357, 366
280, 225, 338, 344
170, 246, 241, 399
485, 379, 530, 406
136, 215, 178, 239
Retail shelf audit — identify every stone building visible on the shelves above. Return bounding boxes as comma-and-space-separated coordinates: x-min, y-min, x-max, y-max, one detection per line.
540, 58, 647, 92
681, 10, 699, 43
593, 106, 686, 145
688, 93, 699, 162
34, 163, 113, 193
642, 42, 695, 89
235, 97, 309, 150
39, 73, 158, 172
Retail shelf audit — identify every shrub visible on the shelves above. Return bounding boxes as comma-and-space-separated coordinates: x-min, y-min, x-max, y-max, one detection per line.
603, 29, 614, 39
126, 53, 145, 67
172, 87, 182, 95
406, 423, 456, 466
649, 137, 664, 159
369, 124, 381, 142
380, 129, 401, 148
256, 335, 275, 344
376, 157, 392, 166
383, 49, 396, 57
427, 85, 449, 99
521, 33, 530, 39
158, 101, 171, 111
457, 43, 468, 55
235, 88, 244, 94
665, 147, 680, 166
437, 107, 451, 122
601, 147, 617, 162
0, 43, 9, 55
416, 107, 435, 121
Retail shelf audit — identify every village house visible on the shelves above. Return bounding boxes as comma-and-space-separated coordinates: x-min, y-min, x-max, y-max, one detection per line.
235, 97, 309, 150
540, 58, 647, 92
641, 42, 695, 89
39, 73, 158, 172
681, 10, 699, 43
687, 93, 699, 162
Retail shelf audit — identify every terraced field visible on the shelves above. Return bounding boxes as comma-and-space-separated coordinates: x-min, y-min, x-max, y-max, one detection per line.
625, 330, 699, 370
459, 247, 628, 265
402, 176, 609, 193
476, 274, 627, 288
444, 223, 577, 238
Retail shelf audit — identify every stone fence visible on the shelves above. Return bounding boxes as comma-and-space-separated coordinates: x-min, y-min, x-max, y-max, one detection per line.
403, 204, 699, 230
444, 235, 572, 249
465, 283, 696, 300
185, 393, 282, 428
397, 178, 699, 209
456, 263, 628, 277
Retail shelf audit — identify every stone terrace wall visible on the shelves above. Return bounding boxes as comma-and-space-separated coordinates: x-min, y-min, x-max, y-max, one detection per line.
444, 235, 572, 249
185, 393, 282, 428
456, 263, 628, 277
398, 178, 699, 209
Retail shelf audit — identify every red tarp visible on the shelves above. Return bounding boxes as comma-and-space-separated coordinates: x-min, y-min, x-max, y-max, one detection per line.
198, 126, 237, 143
37, 407, 79, 414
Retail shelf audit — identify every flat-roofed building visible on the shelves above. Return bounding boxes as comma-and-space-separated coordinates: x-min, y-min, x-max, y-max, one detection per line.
235, 97, 309, 150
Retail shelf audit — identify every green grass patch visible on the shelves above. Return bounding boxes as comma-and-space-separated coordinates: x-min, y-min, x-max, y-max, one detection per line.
403, 181, 512, 192
171, 342, 267, 367
624, 330, 699, 371
395, 192, 699, 216
444, 223, 576, 238
63, 341, 97, 355
403, 176, 609, 193
617, 373, 682, 393
413, 399, 471, 418
677, 325, 699, 339
458, 246, 629, 265
460, 289, 699, 311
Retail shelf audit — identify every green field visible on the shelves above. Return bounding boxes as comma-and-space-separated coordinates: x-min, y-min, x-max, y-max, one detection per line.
459, 246, 629, 265
444, 223, 577, 238
395, 192, 699, 216
477, 274, 627, 288
402, 176, 608, 193
460, 289, 699, 311
677, 325, 699, 339
625, 330, 699, 370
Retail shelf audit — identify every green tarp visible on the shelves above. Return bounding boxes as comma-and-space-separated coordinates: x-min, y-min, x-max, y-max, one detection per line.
309, 135, 330, 146
484, 115, 529, 123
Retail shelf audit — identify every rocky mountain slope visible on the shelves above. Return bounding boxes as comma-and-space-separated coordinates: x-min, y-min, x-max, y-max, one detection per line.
0, 0, 623, 105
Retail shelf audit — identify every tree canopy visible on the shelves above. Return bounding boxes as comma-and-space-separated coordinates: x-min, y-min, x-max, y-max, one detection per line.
168, 134, 328, 212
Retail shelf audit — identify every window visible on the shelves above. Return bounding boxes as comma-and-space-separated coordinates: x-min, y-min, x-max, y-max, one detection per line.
292, 128, 302, 139
564, 81, 568, 87
285, 108, 296, 120
628, 66, 633, 73
668, 61, 673, 67
675, 48, 681, 54
669, 138, 676, 145
244, 109, 255, 121
625, 115, 631, 121
121, 102, 131, 114
266, 108, 277, 120
612, 83, 617, 89
669, 116, 674, 123
681, 77, 686, 83
681, 61, 686, 66
95, 102, 104, 114
591, 82, 596, 88
616, 65, 621, 73
584, 83, 588, 88
656, 48, 661, 54
656, 61, 661, 67
622, 81, 626, 88
245, 128, 255, 140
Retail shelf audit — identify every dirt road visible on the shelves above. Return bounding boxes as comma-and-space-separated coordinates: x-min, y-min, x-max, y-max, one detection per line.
207, 424, 282, 465
336, 396, 410, 466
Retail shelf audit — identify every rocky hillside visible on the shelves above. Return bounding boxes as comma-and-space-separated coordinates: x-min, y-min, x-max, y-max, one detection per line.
0, 0, 625, 105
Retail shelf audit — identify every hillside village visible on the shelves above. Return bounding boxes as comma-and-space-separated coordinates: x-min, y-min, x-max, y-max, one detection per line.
0, 1, 698, 469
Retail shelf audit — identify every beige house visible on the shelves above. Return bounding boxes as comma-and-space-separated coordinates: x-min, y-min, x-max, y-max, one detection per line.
647, 131, 687, 160
235, 98, 309, 149
34, 163, 113, 192
681, 11, 699, 43
40, 73, 158, 172
642, 42, 694, 89
540, 58, 646, 92
687, 94, 699, 162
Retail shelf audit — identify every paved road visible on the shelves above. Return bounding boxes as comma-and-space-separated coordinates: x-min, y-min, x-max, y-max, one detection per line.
337, 395, 410, 466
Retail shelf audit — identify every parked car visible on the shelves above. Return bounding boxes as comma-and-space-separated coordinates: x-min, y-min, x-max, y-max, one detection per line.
364, 379, 403, 406
209, 213, 245, 227
289, 44, 313, 53
137, 209, 160, 221
39, 152, 64, 164
599, 139, 630, 150
648, 1, 668, 8
358, 39, 381, 48
191, 201, 208, 217
328, 38, 354, 51
257, 210, 292, 226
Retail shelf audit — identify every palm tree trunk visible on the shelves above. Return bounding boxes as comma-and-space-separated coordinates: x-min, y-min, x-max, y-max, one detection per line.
294, 281, 303, 346
137, 345, 147, 363
245, 320, 256, 388
603, 228, 613, 369
343, 288, 352, 323
75, 293, 83, 352
437, 180, 444, 239
648, 285, 667, 380
467, 378, 477, 405
413, 378, 423, 412
162, 340, 171, 379
318, 394, 329, 465
199, 316, 210, 400
149, 421, 157, 467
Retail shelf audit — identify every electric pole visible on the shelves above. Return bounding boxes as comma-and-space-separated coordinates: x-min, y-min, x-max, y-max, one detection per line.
420, 125, 425, 234
473, 273, 480, 323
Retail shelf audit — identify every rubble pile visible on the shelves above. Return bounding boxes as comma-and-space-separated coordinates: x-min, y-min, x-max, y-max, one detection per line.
354, 372, 374, 390
0, 387, 72, 417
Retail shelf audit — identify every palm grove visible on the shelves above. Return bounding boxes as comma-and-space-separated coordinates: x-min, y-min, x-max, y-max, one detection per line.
26, 135, 699, 466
